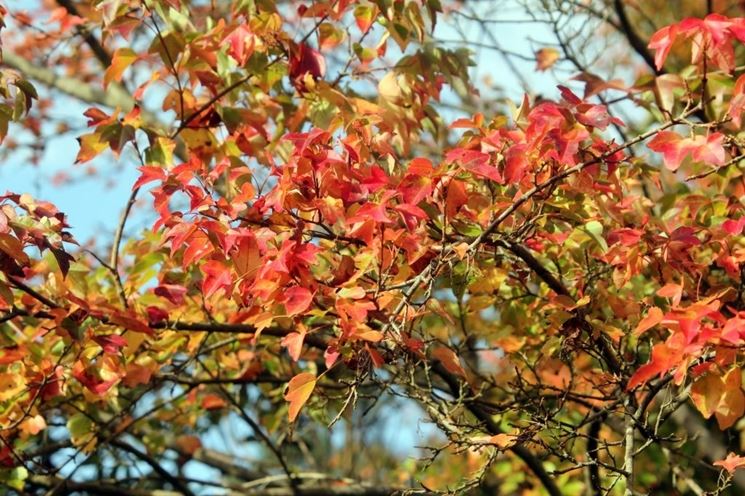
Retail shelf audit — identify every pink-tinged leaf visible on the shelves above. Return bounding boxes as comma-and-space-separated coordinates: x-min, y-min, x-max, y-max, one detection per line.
468, 162, 504, 183
283, 286, 313, 316
447, 148, 502, 183
201, 260, 232, 298
504, 145, 529, 183
690, 133, 725, 166
648, 131, 725, 171
284, 372, 316, 421
607, 228, 642, 247
324, 345, 340, 369
224, 25, 254, 66
647, 131, 688, 171
648, 24, 679, 70
635, 307, 664, 335
729, 74, 745, 127
282, 331, 306, 361
714, 453, 745, 474
722, 218, 745, 235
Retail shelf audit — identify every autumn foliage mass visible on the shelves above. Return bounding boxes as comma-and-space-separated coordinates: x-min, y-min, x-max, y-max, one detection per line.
1, 0, 745, 495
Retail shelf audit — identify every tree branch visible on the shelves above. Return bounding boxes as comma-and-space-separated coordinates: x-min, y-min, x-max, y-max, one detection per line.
111, 438, 196, 496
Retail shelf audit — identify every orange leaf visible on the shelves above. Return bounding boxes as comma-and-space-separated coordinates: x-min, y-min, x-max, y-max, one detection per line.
691, 373, 723, 419
634, 307, 664, 335
716, 367, 745, 429
284, 372, 316, 422
281, 331, 306, 361
535, 47, 560, 71
202, 394, 227, 410
104, 48, 137, 88
0, 233, 29, 265
75, 132, 108, 164
714, 452, 745, 474
354, 4, 377, 33
283, 287, 314, 316
489, 433, 516, 449
20, 414, 47, 436
432, 346, 466, 377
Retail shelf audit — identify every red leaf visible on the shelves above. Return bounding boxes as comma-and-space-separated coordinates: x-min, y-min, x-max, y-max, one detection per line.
647, 131, 725, 171
133, 166, 167, 190
283, 286, 313, 316
289, 43, 325, 91
201, 260, 233, 298
224, 25, 255, 66
92, 334, 128, 354
154, 284, 187, 305
648, 24, 679, 70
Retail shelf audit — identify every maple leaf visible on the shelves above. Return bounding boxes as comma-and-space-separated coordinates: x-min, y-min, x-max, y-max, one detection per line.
201, 260, 233, 298
634, 307, 665, 335
223, 25, 255, 66
714, 453, 745, 474
627, 343, 678, 390
284, 372, 316, 422
289, 42, 326, 92
691, 368, 745, 429
648, 24, 680, 70
281, 330, 306, 361
282, 286, 314, 316
647, 131, 725, 171
535, 48, 560, 71
92, 334, 128, 354
432, 347, 466, 377
104, 48, 137, 88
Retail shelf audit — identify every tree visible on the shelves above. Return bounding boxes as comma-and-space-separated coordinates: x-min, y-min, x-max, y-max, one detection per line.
1, 0, 745, 494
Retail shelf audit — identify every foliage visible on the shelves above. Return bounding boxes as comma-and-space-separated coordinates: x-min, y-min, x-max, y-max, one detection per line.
1, 0, 745, 495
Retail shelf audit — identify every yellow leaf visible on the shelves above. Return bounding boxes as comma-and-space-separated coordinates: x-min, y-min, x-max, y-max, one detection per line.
378, 72, 402, 102
20, 415, 46, 436
104, 48, 138, 88
284, 372, 316, 422
535, 48, 560, 71
75, 132, 108, 164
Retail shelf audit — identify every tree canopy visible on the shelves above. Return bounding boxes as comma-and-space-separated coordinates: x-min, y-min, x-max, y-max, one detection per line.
1, 0, 745, 495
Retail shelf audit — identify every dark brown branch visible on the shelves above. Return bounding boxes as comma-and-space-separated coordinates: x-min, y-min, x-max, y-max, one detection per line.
111, 439, 196, 496
612, 0, 660, 74
431, 363, 563, 496
56, 0, 113, 67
